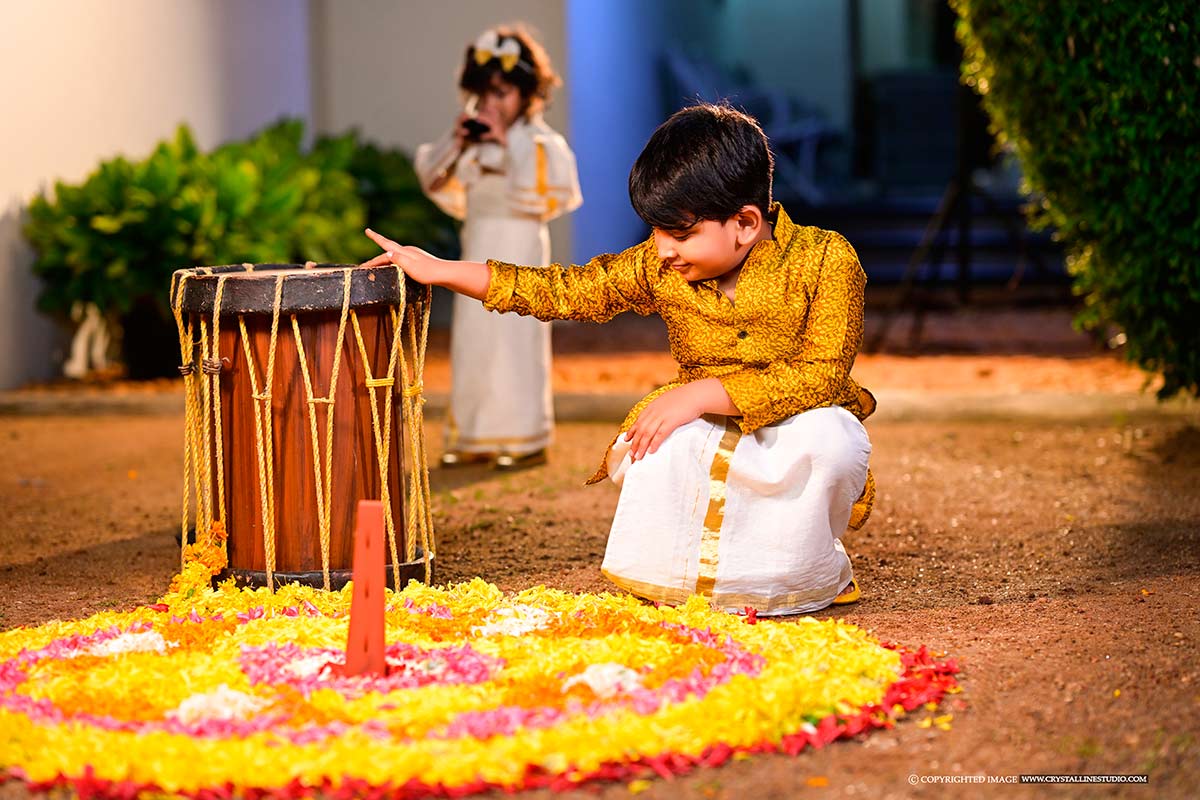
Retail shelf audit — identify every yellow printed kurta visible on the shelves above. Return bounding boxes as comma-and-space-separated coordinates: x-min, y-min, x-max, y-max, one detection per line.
485, 203, 876, 522
486, 203, 876, 612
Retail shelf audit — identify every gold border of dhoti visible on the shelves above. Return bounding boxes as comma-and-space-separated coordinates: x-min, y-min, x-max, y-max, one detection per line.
694, 418, 743, 596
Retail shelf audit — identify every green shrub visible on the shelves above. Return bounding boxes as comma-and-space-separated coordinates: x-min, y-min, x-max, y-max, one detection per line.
953, 0, 1200, 397
200, 119, 369, 267
25, 126, 202, 317
25, 120, 368, 319
302, 127, 462, 264
23, 120, 457, 376
317, 131, 460, 262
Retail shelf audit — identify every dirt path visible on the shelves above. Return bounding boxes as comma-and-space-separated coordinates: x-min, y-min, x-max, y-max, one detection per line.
2, 411, 1196, 799
1, 308, 1197, 798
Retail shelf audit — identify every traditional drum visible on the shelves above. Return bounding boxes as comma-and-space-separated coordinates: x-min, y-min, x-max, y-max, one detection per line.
169, 263, 434, 590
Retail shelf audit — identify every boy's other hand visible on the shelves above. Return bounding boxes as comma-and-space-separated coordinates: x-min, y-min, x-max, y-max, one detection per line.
363, 230, 444, 285
626, 385, 705, 463
626, 379, 741, 462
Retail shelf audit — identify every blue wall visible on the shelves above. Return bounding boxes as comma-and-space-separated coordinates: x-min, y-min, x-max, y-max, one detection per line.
566, 0, 670, 262
565, 0, 852, 262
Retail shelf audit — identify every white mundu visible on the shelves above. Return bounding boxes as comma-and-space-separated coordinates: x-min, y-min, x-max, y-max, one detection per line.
602, 406, 871, 616
415, 116, 582, 456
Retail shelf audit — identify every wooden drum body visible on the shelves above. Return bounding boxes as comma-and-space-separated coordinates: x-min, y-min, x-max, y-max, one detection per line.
171, 264, 433, 590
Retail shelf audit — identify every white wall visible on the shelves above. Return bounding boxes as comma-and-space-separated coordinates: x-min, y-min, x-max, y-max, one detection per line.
310, 0, 573, 262
0, 0, 312, 390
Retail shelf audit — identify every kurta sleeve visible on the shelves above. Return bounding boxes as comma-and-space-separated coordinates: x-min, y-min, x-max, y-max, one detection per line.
483, 238, 659, 322
718, 232, 866, 432
413, 130, 467, 221
505, 124, 583, 221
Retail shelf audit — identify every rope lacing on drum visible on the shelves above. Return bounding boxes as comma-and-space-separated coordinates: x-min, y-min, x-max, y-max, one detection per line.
350, 294, 404, 589
170, 271, 230, 572
238, 274, 285, 589
171, 273, 204, 568
292, 269, 353, 590
394, 280, 435, 579
173, 263, 436, 590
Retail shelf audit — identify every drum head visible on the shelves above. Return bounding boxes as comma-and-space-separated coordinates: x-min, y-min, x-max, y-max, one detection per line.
173, 263, 423, 315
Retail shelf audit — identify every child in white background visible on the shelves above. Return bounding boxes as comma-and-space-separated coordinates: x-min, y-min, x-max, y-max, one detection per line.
414, 26, 581, 471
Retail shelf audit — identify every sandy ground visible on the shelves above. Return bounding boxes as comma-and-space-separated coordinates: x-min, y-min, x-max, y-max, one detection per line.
2, 307, 1198, 799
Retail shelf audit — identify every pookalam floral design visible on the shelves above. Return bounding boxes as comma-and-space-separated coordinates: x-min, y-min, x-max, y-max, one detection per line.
0, 564, 958, 798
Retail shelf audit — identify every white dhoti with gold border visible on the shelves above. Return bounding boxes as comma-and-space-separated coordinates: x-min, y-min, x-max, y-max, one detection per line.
601, 406, 871, 616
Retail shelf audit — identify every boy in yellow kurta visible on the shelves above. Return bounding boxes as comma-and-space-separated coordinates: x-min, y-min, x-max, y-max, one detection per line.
364, 103, 875, 615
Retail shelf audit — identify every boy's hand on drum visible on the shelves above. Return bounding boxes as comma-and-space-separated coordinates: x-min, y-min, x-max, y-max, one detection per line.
362, 229, 492, 301
363, 230, 444, 285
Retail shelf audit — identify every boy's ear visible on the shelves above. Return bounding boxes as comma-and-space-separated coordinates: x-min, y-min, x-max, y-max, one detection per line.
733, 204, 764, 245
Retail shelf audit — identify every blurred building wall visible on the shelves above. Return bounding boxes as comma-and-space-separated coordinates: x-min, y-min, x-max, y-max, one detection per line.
0, 0, 312, 390
715, 0, 853, 132
1, 0, 878, 388
860, 0, 913, 76
565, 0, 856, 262
309, 0, 572, 264
565, 0, 698, 261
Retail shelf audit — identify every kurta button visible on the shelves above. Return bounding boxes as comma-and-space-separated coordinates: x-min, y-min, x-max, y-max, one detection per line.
737, 330, 749, 339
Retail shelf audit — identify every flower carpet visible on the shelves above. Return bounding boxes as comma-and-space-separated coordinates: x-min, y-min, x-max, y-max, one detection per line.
0, 563, 959, 798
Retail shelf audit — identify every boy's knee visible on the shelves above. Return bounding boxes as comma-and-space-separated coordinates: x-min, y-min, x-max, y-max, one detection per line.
618, 418, 709, 478
799, 409, 870, 477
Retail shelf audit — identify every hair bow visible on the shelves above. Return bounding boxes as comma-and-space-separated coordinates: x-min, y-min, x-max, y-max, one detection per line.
473, 29, 522, 72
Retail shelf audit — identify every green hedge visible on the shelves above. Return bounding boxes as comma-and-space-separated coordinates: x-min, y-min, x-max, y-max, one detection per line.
953, 0, 1199, 397
24, 119, 456, 321
336, 135, 460, 262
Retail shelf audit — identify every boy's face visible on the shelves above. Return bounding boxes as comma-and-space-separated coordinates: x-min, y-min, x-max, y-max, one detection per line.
653, 214, 757, 283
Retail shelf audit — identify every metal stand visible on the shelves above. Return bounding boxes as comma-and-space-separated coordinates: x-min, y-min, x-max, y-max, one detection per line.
866, 86, 1053, 352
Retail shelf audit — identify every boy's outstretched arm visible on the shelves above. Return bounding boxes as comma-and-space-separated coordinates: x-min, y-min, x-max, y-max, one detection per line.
363, 229, 490, 300
625, 378, 740, 462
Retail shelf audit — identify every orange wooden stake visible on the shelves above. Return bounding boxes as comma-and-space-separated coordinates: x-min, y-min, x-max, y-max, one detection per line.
338, 500, 387, 676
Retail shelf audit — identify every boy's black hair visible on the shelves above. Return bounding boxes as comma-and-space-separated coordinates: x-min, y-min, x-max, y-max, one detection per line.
459, 26, 561, 116
629, 103, 774, 232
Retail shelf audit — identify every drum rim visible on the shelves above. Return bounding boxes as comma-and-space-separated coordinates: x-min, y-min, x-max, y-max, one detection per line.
217, 548, 435, 591
172, 263, 423, 316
